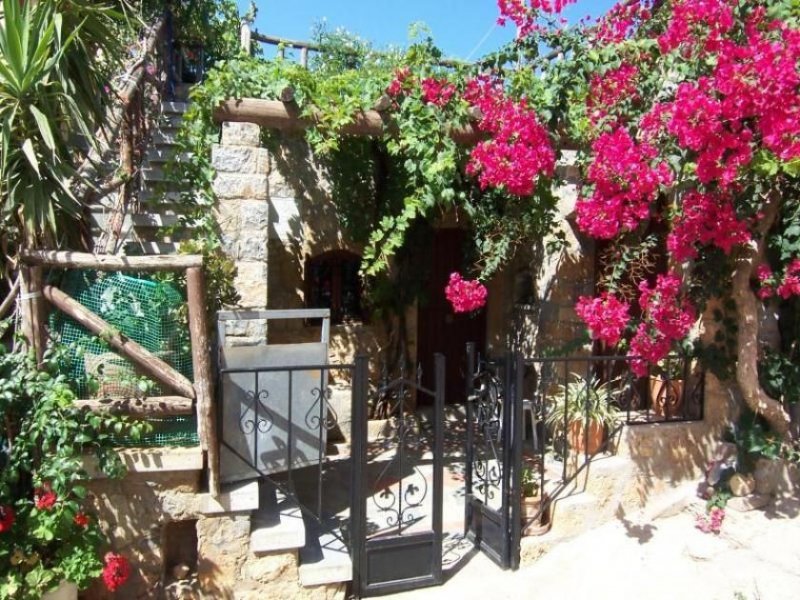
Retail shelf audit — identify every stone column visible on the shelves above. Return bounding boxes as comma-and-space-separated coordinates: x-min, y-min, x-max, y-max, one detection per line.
212, 121, 271, 345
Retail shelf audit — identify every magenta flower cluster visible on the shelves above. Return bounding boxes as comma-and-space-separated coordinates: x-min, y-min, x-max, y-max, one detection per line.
575, 292, 631, 347
758, 260, 800, 300
630, 273, 696, 376
695, 507, 725, 534
575, 128, 673, 239
445, 273, 488, 314
465, 75, 555, 197
667, 191, 751, 262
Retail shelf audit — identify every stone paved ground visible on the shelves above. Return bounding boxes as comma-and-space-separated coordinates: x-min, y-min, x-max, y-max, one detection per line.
380, 494, 800, 600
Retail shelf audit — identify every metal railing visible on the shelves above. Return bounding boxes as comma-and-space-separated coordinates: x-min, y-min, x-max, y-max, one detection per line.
469, 352, 704, 532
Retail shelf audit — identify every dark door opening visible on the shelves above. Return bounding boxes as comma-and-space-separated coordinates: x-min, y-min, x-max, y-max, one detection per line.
417, 228, 487, 403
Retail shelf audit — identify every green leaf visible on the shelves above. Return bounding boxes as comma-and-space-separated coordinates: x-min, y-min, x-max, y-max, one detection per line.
21, 138, 40, 175
29, 105, 55, 151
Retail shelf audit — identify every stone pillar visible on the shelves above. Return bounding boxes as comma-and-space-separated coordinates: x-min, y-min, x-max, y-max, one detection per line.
213, 121, 271, 345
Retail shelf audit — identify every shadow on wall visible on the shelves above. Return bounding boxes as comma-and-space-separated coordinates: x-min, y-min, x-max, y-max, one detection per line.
265, 132, 390, 369
621, 373, 733, 505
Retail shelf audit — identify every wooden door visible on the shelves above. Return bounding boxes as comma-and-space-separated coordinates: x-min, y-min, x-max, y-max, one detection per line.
417, 229, 487, 403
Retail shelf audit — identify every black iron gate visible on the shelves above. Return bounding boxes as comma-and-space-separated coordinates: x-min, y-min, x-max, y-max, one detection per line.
350, 354, 446, 597
464, 344, 523, 570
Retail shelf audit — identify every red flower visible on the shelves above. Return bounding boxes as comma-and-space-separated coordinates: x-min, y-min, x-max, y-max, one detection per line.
34, 486, 57, 511
73, 512, 90, 528
0, 505, 14, 532
102, 552, 131, 592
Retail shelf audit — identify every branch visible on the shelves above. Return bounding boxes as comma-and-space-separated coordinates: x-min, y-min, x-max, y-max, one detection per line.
731, 194, 791, 437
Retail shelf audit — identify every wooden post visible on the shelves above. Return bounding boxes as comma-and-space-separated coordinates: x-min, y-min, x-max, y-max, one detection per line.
240, 23, 252, 55
42, 285, 196, 399
19, 266, 47, 362
186, 267, 219, 497
300, 46, 309, 68
74, 396, 194, 416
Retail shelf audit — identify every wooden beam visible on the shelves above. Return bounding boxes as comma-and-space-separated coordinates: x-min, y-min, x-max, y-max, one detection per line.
19, 266, 47, 363
214, 98, 483, 144
74, 396, 194, 416
20, 250, 203, 272
186, 267, 219, 496
42, 285, 196, 399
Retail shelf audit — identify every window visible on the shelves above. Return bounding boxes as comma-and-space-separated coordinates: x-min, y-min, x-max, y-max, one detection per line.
305, 251, 365, 324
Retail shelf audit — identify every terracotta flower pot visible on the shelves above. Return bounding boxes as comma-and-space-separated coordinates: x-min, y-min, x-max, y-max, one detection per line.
649, 377, 684, 418
520, 493, 551, 536
567, 420, 605, 454
42, 581, 78, 600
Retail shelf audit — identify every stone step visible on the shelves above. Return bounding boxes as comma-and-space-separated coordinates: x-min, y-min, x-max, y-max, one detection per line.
151, 130, 181, 146
298, 525, 352, 587
138, 190, 194, 205
145, 148, 192, 165
250, 483, 306, 554
199, 479, 260, 515
161, 101, 189, 115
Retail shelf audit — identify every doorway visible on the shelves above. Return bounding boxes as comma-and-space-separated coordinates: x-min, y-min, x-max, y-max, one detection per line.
417, 228, 487, 403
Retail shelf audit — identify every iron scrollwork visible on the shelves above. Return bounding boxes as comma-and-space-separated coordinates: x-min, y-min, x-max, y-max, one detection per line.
240, 389, 274, 435
306, 385, 339, 431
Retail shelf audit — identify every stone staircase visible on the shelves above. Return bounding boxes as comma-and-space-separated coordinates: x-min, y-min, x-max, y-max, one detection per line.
89, 101, 193, 254
238, 479, 353, 591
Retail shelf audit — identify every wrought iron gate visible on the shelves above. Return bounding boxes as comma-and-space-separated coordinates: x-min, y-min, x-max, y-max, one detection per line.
350, 355, 446, 597
464, 344, 523, 570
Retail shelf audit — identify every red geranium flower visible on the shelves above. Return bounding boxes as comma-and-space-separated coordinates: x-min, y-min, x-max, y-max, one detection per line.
34, 486, 57, 511
73, 512, 90, 528
102, 552, 131, 592
0, 505, 14, 532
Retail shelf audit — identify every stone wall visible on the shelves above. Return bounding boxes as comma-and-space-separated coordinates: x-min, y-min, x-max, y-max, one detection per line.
83, 471, 345, 599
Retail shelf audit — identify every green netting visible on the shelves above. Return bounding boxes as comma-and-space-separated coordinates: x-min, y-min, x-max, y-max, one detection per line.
50, 271, 198, 447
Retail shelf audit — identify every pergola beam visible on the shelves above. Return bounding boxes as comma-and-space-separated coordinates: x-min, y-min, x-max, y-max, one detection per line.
213, 98, 483, 145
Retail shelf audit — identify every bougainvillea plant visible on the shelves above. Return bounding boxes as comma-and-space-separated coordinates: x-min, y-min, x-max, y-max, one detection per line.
172, 0, 800, 440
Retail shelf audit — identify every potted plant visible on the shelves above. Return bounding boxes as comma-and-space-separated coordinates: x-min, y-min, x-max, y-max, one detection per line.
520, 465, 550, 536
545, 374, 621, 454
0, 340, 144, 598
649, 357, 685, 418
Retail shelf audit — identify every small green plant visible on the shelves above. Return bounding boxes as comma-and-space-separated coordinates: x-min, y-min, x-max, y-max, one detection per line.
521, 466, 539, 498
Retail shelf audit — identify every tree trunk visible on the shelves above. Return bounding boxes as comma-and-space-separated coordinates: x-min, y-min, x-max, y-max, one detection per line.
731, 199, 791, 437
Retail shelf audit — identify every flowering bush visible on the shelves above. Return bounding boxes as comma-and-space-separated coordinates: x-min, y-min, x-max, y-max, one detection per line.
0, 339, 143, 598
445, 273, 488, 314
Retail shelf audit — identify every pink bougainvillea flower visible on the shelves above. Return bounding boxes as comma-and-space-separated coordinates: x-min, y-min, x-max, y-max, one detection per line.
445, 273, 488, 314
420, 77, 457, 107
102, 552, 131, 592
667, 191, 750, 262
0, 505, 14, 533
575, 128, 672, 239
575, 292, 631, 347
464, 75, 555, 197
34, 486, 57, 511
629, 273, 695, 376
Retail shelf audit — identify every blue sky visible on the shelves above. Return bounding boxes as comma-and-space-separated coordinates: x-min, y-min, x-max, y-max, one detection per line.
238, 1, 620, 60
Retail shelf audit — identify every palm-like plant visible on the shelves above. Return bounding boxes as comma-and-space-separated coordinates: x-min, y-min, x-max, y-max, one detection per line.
545, 373, 622, 434
0, 0, 130, 248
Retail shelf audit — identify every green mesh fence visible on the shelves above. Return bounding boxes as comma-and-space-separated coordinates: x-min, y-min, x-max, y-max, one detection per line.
50, 271, 198, 447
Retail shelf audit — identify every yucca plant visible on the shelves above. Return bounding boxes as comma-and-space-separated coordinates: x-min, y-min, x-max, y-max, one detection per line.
0, 0, 131, 248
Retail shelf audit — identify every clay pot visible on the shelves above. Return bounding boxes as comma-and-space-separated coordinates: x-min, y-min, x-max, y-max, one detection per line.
567, 420, 605, 454
520, 493, 550, 536
649, 377, 684, 418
